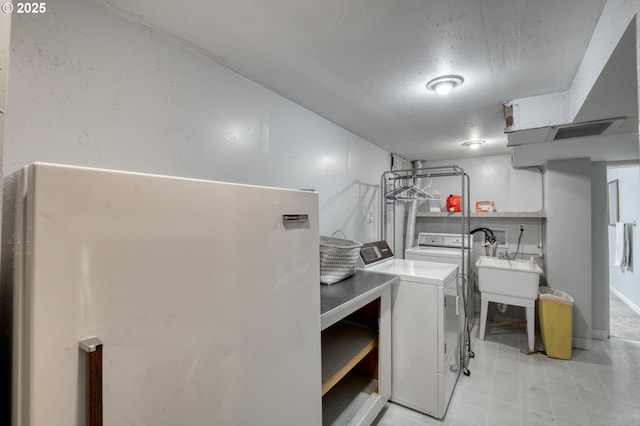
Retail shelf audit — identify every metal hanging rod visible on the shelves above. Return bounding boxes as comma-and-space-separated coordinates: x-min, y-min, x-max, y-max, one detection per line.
389, 172, 466, 180
385, 165, 465, 179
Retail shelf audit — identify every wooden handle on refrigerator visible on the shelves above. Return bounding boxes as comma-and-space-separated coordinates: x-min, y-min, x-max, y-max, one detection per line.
79, 337, 103, 426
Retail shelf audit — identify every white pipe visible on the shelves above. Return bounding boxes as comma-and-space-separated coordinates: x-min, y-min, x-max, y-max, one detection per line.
538, 217, 544, 256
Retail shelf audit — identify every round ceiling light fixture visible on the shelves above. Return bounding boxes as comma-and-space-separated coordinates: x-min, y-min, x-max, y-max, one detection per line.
426, 75, 464, 95
462, 140, 485, 150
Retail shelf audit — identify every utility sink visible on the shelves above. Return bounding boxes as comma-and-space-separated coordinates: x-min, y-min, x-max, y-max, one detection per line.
475, 256, 543, 300
476, 256, 544, 352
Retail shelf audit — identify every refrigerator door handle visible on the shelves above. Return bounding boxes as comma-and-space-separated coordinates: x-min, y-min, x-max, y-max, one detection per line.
79, 337, 103, 426
282, 214, 309, 223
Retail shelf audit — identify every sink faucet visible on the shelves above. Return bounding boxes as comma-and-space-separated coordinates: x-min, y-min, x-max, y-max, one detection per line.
484, 240, 498, 257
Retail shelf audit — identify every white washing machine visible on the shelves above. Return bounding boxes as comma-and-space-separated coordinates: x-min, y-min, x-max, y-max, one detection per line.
357, 241, 459, 419
405, 232, 475, 273
405, 233, 477, 377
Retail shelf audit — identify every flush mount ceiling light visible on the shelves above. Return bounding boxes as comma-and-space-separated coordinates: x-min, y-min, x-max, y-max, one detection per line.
462, 140, 485, 150
426, 75, 464, 95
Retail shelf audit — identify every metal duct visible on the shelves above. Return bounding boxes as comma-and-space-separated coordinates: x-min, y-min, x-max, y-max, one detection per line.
506, 117, 625, 146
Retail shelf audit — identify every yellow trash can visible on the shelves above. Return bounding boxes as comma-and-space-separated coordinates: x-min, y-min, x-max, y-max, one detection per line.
538, 286, 574, 360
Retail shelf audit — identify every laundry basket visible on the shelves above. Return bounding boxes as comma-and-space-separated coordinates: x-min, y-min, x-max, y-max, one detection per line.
538, 286, 574, 360
319, 236, 362, 284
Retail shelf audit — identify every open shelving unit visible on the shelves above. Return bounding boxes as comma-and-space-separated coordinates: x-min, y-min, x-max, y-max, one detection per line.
321, 321, 378, 396
380, 165, 473, 376
321, 373, 379, 426
416, 211, 547, 218
320, 284, 391, 426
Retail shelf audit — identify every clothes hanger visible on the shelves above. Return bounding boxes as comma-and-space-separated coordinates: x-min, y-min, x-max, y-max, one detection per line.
423, 176, 442, 200
385, 176, 430, 200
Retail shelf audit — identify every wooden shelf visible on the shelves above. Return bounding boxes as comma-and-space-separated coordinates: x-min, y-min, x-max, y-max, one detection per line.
321, 373, 379, 426
321, 321, 377, 396
416, 211, 546, 218
320, 282, 390, 425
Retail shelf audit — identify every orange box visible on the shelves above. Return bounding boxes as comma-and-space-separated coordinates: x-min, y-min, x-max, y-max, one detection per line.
475, 201, 495, 212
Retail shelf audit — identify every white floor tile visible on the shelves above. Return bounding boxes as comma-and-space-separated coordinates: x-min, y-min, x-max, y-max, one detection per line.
551, 399, 588, 424
520, 406, 555, 425
373, 312, 640, 426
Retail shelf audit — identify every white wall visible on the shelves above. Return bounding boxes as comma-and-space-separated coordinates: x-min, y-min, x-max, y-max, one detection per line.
413, 156, 544, 256
546, 158, 593, 347
3, 0, 389, 243
570, 0, 637, 121
591, 162, 609, 336
417, 156, 544, 213
607, 164, 640, 313
0, 9, 10, 424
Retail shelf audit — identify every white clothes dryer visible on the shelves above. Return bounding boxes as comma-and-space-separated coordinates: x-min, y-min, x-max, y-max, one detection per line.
358, 241, 459, 419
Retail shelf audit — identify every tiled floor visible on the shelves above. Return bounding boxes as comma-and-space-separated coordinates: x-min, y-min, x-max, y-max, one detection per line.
373, 318, 640, 425
610, 291, 640, 341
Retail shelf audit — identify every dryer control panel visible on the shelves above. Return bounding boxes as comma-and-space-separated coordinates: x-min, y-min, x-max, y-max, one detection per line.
358, 241, 394, 266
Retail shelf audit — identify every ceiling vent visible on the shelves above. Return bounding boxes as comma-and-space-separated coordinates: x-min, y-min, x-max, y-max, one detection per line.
553, 120, 618, 140
506, 117, 626, 147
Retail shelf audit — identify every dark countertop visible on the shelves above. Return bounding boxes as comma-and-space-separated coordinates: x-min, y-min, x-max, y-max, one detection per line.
320, 269, 396, 317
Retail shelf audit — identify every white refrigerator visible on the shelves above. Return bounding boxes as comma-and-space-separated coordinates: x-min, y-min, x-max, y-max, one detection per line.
1, 163, 322, 426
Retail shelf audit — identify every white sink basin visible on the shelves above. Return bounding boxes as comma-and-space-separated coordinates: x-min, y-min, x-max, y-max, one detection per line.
475, 256, 543, 300
476, 256, 544, 351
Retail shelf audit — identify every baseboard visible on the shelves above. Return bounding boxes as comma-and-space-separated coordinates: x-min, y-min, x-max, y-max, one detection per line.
610, 287, 640, 316
591, 328, 609, 340
572, 336, 593, 350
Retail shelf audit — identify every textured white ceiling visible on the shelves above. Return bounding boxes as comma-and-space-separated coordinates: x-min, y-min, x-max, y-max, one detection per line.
100, 0, 613, 161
